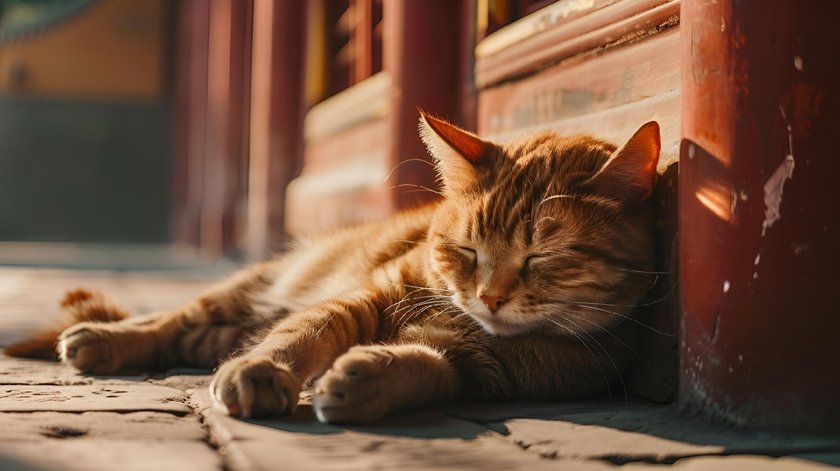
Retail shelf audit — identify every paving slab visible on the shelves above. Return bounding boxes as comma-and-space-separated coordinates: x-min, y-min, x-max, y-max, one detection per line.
448, 401, 840, 465
0, 356, 93, 385
0, 440, 222, 471
0, 411, 207, 441
1, 268, 839, 470
623, 455, 839, 470
0, 356, 147, 386
147, 368, 214, 390
189, 388, 611, 471
0, 383, 191, 414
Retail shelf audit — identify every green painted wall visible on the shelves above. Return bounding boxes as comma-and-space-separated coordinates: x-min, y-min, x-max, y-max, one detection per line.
0, 96, 171, 242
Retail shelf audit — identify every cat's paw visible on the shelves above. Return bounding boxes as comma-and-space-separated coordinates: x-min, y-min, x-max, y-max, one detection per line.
59, 323, 121, 374
210, 355, 300, 418
312, 347, 393, 424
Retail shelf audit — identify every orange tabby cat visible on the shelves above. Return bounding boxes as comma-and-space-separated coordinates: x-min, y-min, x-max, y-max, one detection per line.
6, 114, 660, 423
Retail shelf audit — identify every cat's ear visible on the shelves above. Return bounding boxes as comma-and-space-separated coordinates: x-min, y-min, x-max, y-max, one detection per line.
582, 121, 661, 207
419, 112, 490, 194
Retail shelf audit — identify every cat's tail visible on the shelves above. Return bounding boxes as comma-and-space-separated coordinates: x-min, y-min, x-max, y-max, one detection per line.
4, 289, 129, 360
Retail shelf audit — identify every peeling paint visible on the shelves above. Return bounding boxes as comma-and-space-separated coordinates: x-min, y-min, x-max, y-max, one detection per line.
761, 155, 795, 236
794, 56, 803, 71
723, 281, 730, 293
761, 107, 797, 235
753, 254, 761, 266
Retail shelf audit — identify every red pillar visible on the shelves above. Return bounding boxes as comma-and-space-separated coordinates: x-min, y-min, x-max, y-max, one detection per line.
680, 0, 840, 430
383, 0, 469, 209
171, 0, 210, 248
203, 0, 252, 256
246, 0, 305, 259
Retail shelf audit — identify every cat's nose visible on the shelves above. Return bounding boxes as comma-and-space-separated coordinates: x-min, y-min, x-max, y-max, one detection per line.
479, 293, 507, 313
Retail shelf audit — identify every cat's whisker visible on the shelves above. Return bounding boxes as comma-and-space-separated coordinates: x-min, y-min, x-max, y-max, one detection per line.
616, 268, 671, 275
423, 307, 461, 325
441, 311, 470, 327
389, 297, 450, 315
382, 158, 435, 184
572, 304, 677, 337
640, 278, 678, 307
384, 292, 449, 312
563, 316, 628, 406
402, 284, 452, 293
383, 288, 438, 317
539, 194, 576, 206
377, 183, 445, 198
568, 278, 678, 310
390, 302, 446, 326
312, 313, 334, 339
383, 291, 418, 314
563, 311, 661, 382
541, 318, 612, 397
391, 300, 453, 328
397, 303, 455, 330
382, 286, 453, 317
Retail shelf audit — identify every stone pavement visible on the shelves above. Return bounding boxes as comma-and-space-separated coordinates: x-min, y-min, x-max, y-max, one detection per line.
0, 267, 838, 470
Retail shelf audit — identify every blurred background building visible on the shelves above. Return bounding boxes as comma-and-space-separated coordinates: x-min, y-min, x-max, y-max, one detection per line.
0, 0, 680, 263
1, 0, 837, 431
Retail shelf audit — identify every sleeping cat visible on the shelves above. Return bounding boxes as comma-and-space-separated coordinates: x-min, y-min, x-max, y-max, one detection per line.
6, 114, 661, 423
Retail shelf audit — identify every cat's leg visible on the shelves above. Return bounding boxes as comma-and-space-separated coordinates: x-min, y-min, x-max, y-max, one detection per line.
312, 343, 459, 423
310, 325, 629, 423
59, 261, 279, 374
209, 286, 401, 418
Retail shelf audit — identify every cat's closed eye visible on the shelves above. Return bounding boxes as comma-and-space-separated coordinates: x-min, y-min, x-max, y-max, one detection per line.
444, 245, 477, 269
522, 254, 546, 277
455, 246, 477, 258
524, 254, 543, 268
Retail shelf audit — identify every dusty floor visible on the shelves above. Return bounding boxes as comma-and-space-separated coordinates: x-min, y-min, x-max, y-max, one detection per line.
0, 267, 837, 470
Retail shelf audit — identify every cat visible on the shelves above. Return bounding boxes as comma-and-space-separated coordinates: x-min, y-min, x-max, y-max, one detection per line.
6, 113, 661, 423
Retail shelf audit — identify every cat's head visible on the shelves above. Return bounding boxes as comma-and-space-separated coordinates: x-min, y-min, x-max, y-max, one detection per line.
421, 113, 660, 337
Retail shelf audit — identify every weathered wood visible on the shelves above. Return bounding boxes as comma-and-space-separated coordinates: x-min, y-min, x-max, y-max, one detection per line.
286, 112, 393, 236
287, 1, 470, 236
475, 0, 680, 88
478, 28, 680, 169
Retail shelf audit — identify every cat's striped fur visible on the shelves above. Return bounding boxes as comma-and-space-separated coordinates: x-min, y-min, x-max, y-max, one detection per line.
7, 114, 661, 423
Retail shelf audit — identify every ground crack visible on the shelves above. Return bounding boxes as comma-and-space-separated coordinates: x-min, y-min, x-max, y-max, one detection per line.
40, 425, 88, 439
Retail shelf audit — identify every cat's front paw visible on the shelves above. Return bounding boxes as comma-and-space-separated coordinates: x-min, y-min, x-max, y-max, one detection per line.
59, 323, 121, 374
312, 347, 393, 424
210, 355, 300, 418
